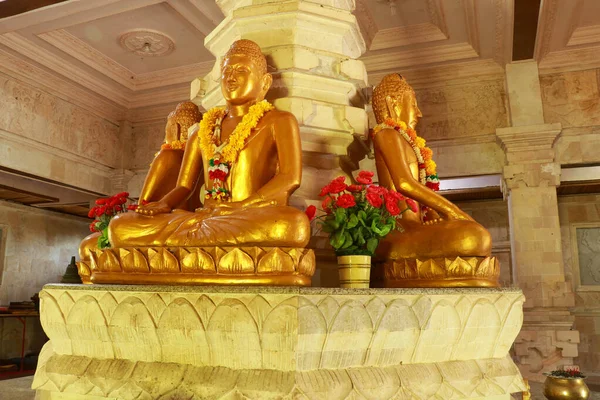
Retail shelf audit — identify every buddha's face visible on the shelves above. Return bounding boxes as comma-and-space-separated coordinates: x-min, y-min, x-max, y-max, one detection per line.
386, 92, 422, 130
221, 54, 271, 105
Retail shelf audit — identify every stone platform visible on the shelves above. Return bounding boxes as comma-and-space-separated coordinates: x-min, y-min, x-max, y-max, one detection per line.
33, 284, 526, 399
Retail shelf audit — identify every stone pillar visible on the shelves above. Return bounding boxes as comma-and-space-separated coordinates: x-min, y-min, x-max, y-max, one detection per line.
496, 61, 579, 382
191, 0, 369, 285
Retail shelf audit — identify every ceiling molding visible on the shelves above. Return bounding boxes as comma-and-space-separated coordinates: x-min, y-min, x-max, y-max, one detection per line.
426, 0, 449, 38
462, 0, 480, 56
567, 24, 600, 47
354, 0, 377, 49
493, 0, 514, 66
363, 42, 480, 73
166, 0, 218, 36
0, 32, 131, 106
538, 45, 600, 73
134, 61, 215, 90
534, 0, 559, 61
128, 102, 179, 126
370, 23, 448, 51
368, 59, 505, 87
38, 29, 136, 90
0, 47, 125, 123
131, 83, 190, 108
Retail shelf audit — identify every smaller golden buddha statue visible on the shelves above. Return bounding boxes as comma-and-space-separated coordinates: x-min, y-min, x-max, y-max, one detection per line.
371, 73, 498, 287
139, 101, 203, 210
79, 39, 314, 286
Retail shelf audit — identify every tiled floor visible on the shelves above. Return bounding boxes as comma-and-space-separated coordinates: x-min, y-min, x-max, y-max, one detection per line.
1, 376, 599, 400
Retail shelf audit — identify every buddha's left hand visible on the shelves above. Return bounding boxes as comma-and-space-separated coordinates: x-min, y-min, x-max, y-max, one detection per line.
212, 198, 277, 215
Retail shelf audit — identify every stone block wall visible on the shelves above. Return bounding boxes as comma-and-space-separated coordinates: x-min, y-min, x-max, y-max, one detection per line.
558, 194, 600, 376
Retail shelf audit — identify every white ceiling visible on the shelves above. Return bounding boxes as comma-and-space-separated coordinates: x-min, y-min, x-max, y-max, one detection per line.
0, 0, 598, 125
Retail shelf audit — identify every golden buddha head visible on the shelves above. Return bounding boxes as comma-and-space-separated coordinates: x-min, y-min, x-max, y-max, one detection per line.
165, 101, 202, 142
372, 73, 422, 130
220, 39, 272, 105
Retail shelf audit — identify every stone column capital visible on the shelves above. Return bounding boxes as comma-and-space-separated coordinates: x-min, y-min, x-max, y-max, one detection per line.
496, 123, 562, 157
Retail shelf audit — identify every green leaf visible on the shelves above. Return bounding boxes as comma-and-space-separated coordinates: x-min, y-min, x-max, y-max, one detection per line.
335, 207, 346, 224
367, 238, 379, 255
97, 228, 111, 249
346, 214, 359, 229
341, 232, 353, 249
330, 231, 345, 250
358, 210, 367, 222
356, 227, 366, 246
324, 218, 340, 230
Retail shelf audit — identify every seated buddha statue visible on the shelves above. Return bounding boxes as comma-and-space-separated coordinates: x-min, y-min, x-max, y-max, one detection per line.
370, 73, 497, 287
78, 102, 202, 268
139, 101, 203, 210
80, 39, 313, 286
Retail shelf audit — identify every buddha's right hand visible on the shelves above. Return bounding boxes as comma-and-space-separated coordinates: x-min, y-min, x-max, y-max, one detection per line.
135, 200, 171, 216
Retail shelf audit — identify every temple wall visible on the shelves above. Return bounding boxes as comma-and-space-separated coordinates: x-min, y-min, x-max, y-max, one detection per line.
0, 73, 118, 194
558, 194, 600, 373
540, 68, 600, 166
0, 201, 88, 360
128, 120, 166, 196
0, 201, 88, 304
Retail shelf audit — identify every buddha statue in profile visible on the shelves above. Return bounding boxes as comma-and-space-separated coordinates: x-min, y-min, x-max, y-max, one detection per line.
139, 101, 203, 210
370, 73, 498, 287
79, 39, 314, 286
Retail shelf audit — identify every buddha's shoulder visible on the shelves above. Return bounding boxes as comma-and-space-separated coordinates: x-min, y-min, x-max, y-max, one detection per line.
261, 109, 297, 125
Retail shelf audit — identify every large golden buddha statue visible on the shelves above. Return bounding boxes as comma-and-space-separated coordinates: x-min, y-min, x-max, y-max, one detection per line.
79, 39, 314, 286
370, 73, 498, 287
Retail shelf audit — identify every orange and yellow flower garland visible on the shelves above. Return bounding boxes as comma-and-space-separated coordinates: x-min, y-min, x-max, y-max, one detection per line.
372, 118, 440, 191
198, 100, 275, 201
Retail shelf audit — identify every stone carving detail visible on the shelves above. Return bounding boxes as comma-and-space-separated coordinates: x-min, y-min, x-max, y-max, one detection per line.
78, 247, 316, 285
383, 256, 501, 287
33, 349, 525, 400
119, 29, 175, 57
34, 286, 526, 399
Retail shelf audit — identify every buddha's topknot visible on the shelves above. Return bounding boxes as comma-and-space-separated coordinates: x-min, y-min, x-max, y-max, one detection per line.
221, 39, 267, 75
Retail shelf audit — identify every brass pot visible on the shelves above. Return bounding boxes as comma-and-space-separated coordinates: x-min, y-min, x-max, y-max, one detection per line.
338, 255, 371, 288
543, 376, 590, 400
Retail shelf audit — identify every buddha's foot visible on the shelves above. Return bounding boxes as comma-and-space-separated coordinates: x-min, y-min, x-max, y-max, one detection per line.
78, 246, 315, 286
379, 256, 500, 288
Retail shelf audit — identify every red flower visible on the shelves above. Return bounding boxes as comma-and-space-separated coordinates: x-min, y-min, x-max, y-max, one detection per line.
356, 170, 374, 185
347, 184, 363, 192
115, 192, 129, 199
367, 185, 387, 196
385, 195, 400, 216
88, 207, 97, 218
319, 184, 331, 197
328, 176, 347, 194
387, 190, 405, 201
209, 169, 228, 181
119, 197, 127, 205
305, 205, 317, 221
95, 206, 107, 217
127, 204, 138, 211
406, 199, 419, 213
366, 192, 383, 208
426, 181, 440, 191
89, 221, 99, 233
322, 197, 333, 214
95, 198, 107, 205
115, 205, 123, 212
336, 193, 356, 209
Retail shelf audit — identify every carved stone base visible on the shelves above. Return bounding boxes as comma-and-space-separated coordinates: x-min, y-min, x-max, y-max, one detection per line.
381, 256, 501, 288
77, 246, 315, 286
33, 284, 526, 399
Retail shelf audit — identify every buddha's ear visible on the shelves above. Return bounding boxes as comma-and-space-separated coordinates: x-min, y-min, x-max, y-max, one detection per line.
384, 95, 396, 118
261, 72, 273, 94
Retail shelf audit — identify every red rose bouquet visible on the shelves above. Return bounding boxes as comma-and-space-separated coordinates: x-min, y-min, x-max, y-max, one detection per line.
306, 171, 418, 256
88, 192, 140, 249
545, 367, 586, 379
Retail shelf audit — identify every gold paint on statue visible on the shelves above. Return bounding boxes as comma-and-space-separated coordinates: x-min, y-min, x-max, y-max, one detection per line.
371, 73, 496, 288
80, 39, 314, 286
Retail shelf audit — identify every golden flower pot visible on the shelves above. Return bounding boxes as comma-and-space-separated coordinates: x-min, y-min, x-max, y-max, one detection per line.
543, 376, 590, 400
338, 255, 371, 288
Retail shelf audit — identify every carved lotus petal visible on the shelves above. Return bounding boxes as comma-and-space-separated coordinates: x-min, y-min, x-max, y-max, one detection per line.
416, 259, 445, 279
181, 248, 215, 273
258, 248, 294, 274
218, 248, 254, 274
148, 248, 179, 273
475, 257, 492, 277
98, 249, 121, 272
119, 248, 149, 273
298, 250, 316, 276
446, 257, 473, 276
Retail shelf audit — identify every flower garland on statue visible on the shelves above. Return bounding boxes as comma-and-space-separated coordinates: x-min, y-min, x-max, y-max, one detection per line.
198, 100, 274, 201
372, 118, 440, 191
160, 140, 186, 151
